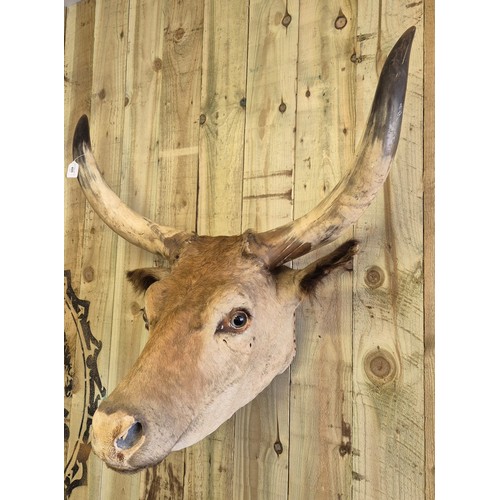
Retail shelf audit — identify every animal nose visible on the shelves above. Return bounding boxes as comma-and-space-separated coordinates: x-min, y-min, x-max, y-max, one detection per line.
116, 421, 143, 450
91, 407, 147, 470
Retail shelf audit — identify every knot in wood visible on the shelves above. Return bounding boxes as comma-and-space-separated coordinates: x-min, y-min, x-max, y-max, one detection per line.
83, 266, 94, 282
282, 13, 292, 28
334, 11, 347, 30
370, 356, 391, 378
364, 348, 398, 386
273, 440, 283, 455
174, 27, 185, 41
364, 265, 384, 288
350, 53, 364, 64
152, 58, 162, 72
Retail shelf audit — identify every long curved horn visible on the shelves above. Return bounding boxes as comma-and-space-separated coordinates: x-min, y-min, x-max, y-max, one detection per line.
248, 26, 416, 268
72, 115, 193, 260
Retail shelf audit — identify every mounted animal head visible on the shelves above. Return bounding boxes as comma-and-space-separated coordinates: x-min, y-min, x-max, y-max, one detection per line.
71, 27, 415, 472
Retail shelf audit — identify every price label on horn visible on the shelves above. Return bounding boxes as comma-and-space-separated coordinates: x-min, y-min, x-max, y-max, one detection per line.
67, 160, 79, 178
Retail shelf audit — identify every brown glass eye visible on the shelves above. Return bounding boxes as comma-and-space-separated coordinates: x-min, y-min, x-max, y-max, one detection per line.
216, 309, 251, 334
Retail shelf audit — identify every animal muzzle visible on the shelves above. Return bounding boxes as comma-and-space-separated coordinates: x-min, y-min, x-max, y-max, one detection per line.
91, 410, 174, 472
90, 396, 188, 472
90, 409, 147, 472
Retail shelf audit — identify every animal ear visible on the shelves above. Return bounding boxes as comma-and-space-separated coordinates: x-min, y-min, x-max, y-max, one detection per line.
126, 268, 170, 293
297, 240, 359, 296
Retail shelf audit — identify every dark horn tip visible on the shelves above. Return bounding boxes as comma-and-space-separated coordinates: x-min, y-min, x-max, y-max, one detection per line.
367, 26, 416, 155
402, 25, 417, 39
72, 114, 91, 159
386, 26, 416, 71
374, 26, 417, 102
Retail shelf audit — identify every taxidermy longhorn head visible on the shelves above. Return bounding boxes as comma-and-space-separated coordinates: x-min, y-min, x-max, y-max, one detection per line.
71, 27, 415, 472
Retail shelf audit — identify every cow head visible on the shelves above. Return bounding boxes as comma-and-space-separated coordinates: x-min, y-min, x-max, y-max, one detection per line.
71, 27, 415, 472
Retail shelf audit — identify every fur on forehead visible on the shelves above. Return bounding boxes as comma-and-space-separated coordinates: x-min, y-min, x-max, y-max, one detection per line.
126, 233, 267, 294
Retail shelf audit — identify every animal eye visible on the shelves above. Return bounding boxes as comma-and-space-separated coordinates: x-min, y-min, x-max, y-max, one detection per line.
230, 311, 248, 328
216, 309, 251, 334
141, 308, 149, 331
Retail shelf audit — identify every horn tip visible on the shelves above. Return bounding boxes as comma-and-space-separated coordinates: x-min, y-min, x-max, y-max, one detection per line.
73, 114, 91, 159
388, 26, 416, 69
404, 25, 417, 38
368, 26, 416, 155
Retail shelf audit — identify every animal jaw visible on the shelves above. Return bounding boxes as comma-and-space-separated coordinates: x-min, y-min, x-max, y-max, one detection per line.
70, 27, 416, 472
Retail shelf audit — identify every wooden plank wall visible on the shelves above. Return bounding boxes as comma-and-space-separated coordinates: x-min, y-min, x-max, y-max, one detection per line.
64, 0, 433, 499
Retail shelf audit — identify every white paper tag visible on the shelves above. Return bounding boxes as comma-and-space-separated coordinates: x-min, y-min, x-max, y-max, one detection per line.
67, 160, 79, 178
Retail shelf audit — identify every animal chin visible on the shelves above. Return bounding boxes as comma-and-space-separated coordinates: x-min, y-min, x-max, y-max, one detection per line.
105, 454, 165, 474
94, 426, 198, 472
94, 434, 173, 473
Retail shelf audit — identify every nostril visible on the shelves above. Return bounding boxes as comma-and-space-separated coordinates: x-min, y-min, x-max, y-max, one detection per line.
116, 421, 143, 450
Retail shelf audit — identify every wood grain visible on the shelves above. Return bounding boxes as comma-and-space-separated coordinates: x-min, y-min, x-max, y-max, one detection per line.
180, 1, 250, 498
423, 1, 435, 498
288, 1, 356, 498
233, 1, 298, 498
84, 1, 135, 498
352, 2, 425, 499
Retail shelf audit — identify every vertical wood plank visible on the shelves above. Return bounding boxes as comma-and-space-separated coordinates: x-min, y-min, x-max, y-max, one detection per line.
288, 1, 356, 498
83, 0, 133, 498
352, 3, 425, 499
154, 0, 204, 234
423, 1, 435, 498
180, 0, 250, 498
233, 0, 298, 498
197, 0, 249, 238
89, 0, 182, 498
130, 0, 207, 497
154, 1, 205, 498
241, 0, 298, 233
64, 3, 97, 498
64, 4, 102, 489
64, 0, 95, 280
64, 5, 96, 494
